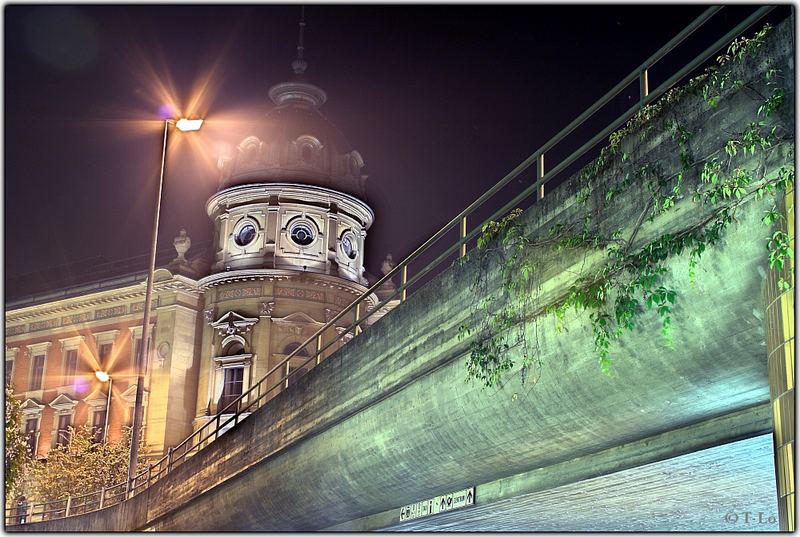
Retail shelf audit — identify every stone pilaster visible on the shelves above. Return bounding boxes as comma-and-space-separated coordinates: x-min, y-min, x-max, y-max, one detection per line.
765, 188, 795, 531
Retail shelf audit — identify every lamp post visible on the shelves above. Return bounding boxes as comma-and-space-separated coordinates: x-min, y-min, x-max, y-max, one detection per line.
94, 370, 112, 443
128, 117, 203, 494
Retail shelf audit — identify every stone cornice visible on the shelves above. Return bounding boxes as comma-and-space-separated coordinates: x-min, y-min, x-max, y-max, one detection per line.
199, 269, 376, 307
206, 183, 374, 227
7, 271, 200, 323
198, 269, 295, 290
7, 286, 146, 322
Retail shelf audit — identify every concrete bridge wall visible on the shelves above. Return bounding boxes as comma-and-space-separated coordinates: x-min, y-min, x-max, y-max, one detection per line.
12, 17, 793, 532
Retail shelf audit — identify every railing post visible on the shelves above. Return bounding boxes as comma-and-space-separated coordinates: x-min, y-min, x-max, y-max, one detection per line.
65, 495, 71, 517
639, 67, 649, 103
284, 362, 290, 389
316, 334, 323, 365
148, 463, 153, 486
167, 447, 174, 471
537, 153, 545, 200
460, 216, 467, 258
99, 487, 105, 509
354, 303, 362, 335
401, 265, 408, 302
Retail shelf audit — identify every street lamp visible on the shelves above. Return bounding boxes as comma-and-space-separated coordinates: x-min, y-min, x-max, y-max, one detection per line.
128, 117, 203, 494
94, 370, 112, 443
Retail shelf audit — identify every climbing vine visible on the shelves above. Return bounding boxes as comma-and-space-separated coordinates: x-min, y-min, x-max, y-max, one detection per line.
460, 23, 794, 387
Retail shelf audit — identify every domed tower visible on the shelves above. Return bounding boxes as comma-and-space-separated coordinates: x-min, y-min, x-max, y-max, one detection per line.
209, 42, 371, 283
195, 13, 379, 428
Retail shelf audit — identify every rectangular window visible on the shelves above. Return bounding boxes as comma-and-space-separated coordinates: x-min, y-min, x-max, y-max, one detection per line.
91, 409, 106, 443
219, 368, 244, 410
98, 343, 112, 368
56, 414, 71, 446
63, 349, 78, 385
30, 355, 45, 391
5, 359, 13, 385
25, 418, 38, 454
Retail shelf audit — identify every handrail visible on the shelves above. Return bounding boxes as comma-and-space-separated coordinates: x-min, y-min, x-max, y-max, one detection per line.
5, 5, 777, 525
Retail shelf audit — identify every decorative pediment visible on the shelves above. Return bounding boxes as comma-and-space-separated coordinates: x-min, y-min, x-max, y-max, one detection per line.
83, 389, 109, 409
20, 398, 45, 416
49, 393, 78, 412
272, 312, 322, 326
59, 336, 85, 351
93, 330, 119, 346
26, 342, 52, 356
119, 384, 148, 405
210, 311, 259, 337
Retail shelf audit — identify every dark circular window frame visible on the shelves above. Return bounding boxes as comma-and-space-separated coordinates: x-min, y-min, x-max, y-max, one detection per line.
288, 218, 318, 247
340, 231, 358, 260
234, 221, 258, 247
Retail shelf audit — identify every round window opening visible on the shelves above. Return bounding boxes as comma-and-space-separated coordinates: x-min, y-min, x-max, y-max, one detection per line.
234, 223, 257, 247
289, 220, 316, 247
341, 232, 358, 260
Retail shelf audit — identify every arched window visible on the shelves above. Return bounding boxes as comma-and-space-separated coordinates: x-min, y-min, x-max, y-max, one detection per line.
301, 144, 313, 163
283, 342, 310, 357
218, 337, 248, 411
223, 340, 245, 356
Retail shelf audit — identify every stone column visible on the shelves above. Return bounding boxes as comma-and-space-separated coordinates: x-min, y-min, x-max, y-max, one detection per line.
326, 206, 339, 273
265, 195, 280, 263
765, 189, 794, 531
218, 213, 230, 270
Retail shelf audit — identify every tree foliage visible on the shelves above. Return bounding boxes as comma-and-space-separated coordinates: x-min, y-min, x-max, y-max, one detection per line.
5, 386, 30, 497
28, 425, 147, 502
461, 23, 793, 387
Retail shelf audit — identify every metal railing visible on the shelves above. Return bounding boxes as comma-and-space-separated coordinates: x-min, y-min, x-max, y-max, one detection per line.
5, 5, 776, 526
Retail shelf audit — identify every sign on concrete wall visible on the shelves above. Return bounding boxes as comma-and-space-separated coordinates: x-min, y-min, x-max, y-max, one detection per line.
399, 487, 475, 522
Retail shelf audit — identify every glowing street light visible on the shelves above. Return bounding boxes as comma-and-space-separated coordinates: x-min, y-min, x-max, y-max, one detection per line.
175, 118, 204, 132
128, 115, 204, 494
94, 370, 110, 383
95, 371, 112, 443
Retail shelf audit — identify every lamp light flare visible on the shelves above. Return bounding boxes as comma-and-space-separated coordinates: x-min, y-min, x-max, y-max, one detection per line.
158, 103, 178, 120
175, 118, 204, 132
95, 370, 110, 383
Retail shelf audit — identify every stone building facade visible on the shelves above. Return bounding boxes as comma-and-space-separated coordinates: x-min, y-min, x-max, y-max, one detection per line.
5, 57, 396, 462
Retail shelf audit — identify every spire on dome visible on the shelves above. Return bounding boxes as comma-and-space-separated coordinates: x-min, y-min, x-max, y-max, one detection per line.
269, 6, 326, 108
291, 7, 307, 75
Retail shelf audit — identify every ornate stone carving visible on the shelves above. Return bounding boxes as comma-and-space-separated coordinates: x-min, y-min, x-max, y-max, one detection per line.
157, 342, 171, 369
381, 253, 396, 276
204, 308, 216, 323
335, 327, 354, 343
259, 301, 275, 317
173, 229, 191, 262
210, 311, 259, 338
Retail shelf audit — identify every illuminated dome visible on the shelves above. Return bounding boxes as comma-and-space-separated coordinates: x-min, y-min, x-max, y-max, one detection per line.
217, 76, 367, 198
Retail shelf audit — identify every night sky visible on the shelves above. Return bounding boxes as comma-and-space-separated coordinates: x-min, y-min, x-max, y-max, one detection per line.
5, 4, 787, 299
